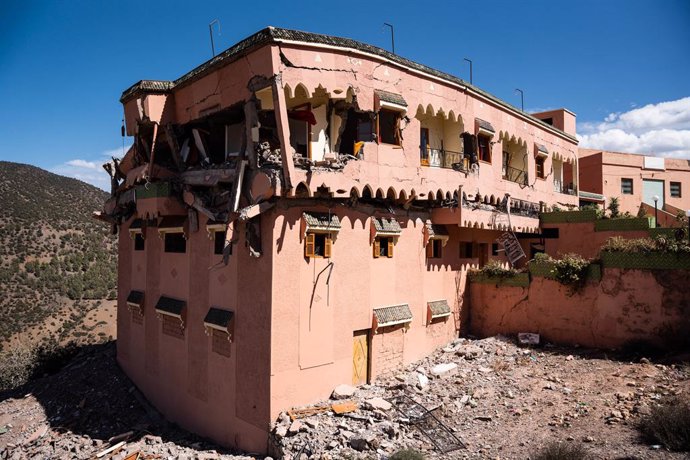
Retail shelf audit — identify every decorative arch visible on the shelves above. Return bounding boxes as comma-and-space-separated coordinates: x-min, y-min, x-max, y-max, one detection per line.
387, 187, 397, 200
295, 182, 311, 198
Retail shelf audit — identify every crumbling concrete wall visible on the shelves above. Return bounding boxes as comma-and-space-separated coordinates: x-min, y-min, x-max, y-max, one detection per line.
469, 268, 690, 350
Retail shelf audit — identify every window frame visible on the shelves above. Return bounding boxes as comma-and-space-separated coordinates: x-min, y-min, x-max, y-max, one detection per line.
164, 232, 187, 253
373, 236, 394, 258
134, 233, 145, 251
477, 134, 492, 163
213, 230, 228, 256
377, 108, 403, 146
670, 181, 682, 198
426, 238, 444, 259
304, 232, 333, 259
535, 156, 545, 179
621, 178, 633, 195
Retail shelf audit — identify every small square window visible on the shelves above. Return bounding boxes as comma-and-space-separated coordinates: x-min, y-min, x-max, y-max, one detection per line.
134, 233, 145, 251
213, 231, 229, 255
164, 232, 186, 253
491, 243, 500, 256
621, 178, 633, 195
426, 239, 443, 259
305, 232, 332, 258
373, 237, 394, 258
670, 182, 682, 198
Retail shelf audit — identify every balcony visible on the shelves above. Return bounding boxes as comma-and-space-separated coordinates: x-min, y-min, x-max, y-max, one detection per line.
554, 180, 577, 195
502, 166, 528, 186
420, 147, 468, 172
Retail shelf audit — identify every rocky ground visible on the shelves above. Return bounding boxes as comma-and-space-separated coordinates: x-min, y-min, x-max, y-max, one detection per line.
1, 337, 689, 459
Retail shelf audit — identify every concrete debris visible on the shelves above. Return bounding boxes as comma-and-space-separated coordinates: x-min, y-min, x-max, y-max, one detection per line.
363, 397, 392, 411
267, 335, 689, 459
331, 384, 356, 400
517, 332, 540, 346
430, 362, 458, 377
1, 336, 686, 460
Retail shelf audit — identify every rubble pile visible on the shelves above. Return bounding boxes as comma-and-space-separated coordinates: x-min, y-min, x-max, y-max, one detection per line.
0, 343, 253, 460
270, 337, 690, 459
1, 337, 688, 459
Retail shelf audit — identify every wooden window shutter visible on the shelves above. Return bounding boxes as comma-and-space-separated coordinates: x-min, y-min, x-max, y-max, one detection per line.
426, 242, 433, 258
373, 239, 380, 258
387, 239, 394, 258
305, 233, 315, 258
324, 235, 332, 258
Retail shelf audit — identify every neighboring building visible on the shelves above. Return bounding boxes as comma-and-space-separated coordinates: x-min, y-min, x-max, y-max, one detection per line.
579, 149, 690, 226
99, 27, 579, 452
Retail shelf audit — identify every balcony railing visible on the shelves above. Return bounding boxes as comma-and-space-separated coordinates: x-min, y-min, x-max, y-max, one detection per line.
420, 148, 468, 172
502, 166, 528, 186
554, 180, 577, 195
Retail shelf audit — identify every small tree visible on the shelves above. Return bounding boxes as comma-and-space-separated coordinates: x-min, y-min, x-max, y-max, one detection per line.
607, 197, 620, 218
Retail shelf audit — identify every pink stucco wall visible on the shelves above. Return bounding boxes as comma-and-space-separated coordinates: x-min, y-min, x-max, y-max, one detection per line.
116, 214, 272, 453
268, 206, 477, 417
469, 269, 690, 350
541, 221, 650, 259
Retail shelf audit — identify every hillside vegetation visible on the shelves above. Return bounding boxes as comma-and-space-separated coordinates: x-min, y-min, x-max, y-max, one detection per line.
0, 161, 117, 350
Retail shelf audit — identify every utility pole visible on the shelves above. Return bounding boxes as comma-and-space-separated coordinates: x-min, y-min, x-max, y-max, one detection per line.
209, 19, 221, 57
383, 23, 395, 54
463, 58, 473, 84
515, 88, 524, 111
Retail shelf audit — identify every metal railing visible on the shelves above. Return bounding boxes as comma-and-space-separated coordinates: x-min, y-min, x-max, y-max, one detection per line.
554, 180, 577, 195
503, 165, 528, 185
420, 148, 468, 172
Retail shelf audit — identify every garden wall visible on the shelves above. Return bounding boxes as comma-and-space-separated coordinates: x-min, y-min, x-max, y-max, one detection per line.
469, 266, 690, 350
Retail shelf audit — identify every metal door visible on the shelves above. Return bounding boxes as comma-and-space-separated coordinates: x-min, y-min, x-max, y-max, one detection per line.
352, 330, 370, 385
643, 179, 664, 208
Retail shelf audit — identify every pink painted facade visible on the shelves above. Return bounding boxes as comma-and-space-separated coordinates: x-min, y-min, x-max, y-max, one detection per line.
470, 268, 690, 350
102, 27, 579, 453
579, 148, 690, 221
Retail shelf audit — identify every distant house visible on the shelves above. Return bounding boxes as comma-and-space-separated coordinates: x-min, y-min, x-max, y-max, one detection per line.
579, 148, 690, 225
101, 27, 579, 453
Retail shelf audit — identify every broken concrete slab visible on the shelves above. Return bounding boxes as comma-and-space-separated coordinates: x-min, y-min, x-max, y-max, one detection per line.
430, 362, 458, 377
331, 384, 356, 400
363, 397, 392, 411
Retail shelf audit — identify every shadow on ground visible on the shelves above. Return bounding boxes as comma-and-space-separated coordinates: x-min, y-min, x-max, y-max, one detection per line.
0, 341, 246, 457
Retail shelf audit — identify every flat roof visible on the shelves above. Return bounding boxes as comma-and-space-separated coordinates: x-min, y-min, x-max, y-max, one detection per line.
121, 26, 577, 142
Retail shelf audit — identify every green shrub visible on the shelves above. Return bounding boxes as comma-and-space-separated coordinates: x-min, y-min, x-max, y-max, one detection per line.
607, 197, 620, 218
531, 441, 589, 460
638, 398, 690, 451
552, 253, 590, 288
389, 449, 425, 460
602, 236, 690, 254
474, 260, 520, 278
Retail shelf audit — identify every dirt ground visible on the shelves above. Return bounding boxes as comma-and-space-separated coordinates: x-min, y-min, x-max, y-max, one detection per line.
1, 337, 689, 460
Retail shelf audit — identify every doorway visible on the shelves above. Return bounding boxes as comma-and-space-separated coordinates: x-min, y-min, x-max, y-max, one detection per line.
352, 330, 370, 385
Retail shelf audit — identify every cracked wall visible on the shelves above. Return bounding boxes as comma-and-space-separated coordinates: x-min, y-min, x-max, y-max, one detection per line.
469, 268, 690, 350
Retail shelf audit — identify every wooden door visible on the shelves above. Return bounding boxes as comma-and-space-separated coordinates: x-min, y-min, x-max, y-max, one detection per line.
352, 330, 370, 385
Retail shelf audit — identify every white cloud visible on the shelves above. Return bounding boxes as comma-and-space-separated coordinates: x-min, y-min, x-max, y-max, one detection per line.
51, 144, 132, 191
578, 97, 690, 158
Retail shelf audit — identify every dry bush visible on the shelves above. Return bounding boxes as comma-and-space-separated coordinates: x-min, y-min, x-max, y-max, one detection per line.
638, 397, 690, 451
531, 441, 589, 460
389, 449, 425, 460
0, 343, 37, 391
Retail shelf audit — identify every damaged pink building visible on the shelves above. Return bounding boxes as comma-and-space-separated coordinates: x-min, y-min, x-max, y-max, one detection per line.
100, 27, 579, 452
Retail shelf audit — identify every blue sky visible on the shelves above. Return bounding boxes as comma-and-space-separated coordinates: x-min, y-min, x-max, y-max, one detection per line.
1, 0, 689, 189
